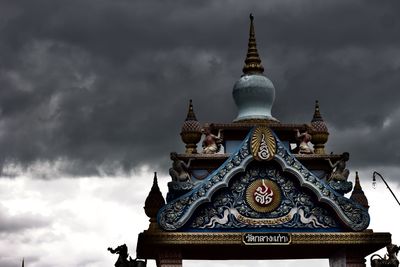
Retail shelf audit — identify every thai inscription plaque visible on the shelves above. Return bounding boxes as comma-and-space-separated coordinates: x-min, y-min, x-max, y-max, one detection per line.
242, 233, 291, 245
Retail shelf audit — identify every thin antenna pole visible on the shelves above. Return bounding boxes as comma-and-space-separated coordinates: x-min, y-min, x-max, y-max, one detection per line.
373, 171, 400, 206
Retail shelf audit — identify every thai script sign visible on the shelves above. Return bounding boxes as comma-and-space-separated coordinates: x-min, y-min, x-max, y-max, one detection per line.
242, 233, 291, 245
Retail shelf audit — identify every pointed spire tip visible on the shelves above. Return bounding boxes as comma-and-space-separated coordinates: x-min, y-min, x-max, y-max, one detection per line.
312, 100, 323, 122
242, 14, 264, 75
185, 99, 197, 121
153, 172, 158, 184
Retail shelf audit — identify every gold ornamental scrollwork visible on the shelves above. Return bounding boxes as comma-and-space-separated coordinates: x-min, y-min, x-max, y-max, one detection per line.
251, 127, 276, 161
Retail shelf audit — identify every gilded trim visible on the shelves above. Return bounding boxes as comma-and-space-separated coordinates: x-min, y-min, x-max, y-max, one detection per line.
139, 231, 391, 245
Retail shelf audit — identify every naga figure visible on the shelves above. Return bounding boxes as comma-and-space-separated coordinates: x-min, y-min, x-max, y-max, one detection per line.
371, 244, 400, 267
327, 152, 350, 181
108, 244, 132, 267
202, 124, 222, 154
169, 152, 192, 183
295, 129, 313, 154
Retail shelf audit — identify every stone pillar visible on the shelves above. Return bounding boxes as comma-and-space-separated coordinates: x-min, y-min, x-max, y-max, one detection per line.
156, 250, 182, 267
329, 251, 366, 267
329, 251, 346, 267
345, 257, 366, 267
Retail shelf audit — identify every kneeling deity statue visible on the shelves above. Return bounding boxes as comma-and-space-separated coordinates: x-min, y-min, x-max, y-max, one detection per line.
327, 152, 350, 182
295, 128, 313, 154
202, 124, 222, 154
169, 152, 192, 183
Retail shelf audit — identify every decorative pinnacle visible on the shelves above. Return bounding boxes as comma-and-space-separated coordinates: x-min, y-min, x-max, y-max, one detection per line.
185, 99, 197, 121
350, 171, 369, 209
242, 14, 264, 75
312, 100, 323, 121
354, 171, 362, 191
144, 172, 165, 220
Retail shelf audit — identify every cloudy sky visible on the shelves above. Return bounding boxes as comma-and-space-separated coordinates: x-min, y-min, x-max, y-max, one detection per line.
1, 0, 400, 266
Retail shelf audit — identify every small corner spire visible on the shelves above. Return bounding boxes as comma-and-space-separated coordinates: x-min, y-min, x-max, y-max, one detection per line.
242, 13, 264, 75
312, 100, 323, 121
181, 99, 202, 154
354, 171, 362, 190
310, 100, 329, 154
185, 99, 197, 121
144, 171, 166, 231
350, 171, 369, 209
153, 171, 158, 185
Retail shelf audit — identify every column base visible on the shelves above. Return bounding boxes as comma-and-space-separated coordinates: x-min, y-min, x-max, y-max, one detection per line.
329, 251, 366, 267
156, 250, 182, 267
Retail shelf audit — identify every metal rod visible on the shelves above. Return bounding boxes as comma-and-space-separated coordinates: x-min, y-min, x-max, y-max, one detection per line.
373, 171, 400, 206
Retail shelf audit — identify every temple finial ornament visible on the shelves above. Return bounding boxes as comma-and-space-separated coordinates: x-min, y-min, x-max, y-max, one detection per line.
181, 99, 202, 154
144, 172, 165, 231
233, 15, 276, 122
310, 100, 329, 154
185, 99, 197, 121
350, 171, 369, 209
242, 13, 264, 75
313, 100, 322, 120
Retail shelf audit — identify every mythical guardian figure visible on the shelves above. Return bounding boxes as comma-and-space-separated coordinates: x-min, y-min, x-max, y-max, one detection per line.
295, 128, 313, 154
371, 244, 400, 267
327, 152, 350, 182
326, 152, 352, 194
108, 244, 133, 267
169, 152, 192, 183
202, 124, 222, 154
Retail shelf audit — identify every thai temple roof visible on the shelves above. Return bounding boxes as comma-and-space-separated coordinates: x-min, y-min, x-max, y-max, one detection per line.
137, 14, 392, 265
150, 13, 371, 232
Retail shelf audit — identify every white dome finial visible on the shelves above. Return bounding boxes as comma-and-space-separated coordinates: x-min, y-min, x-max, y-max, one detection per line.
232, 15, 277, 123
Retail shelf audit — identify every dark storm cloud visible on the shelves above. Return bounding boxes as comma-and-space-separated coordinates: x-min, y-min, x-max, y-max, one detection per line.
1, 0, 400, 177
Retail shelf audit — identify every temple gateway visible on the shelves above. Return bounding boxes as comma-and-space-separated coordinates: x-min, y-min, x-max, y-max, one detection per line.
136, 15, 394, 267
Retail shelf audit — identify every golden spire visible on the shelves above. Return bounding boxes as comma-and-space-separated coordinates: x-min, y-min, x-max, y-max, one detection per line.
310, 100, 329, 154
243, 14, 264, 75
185, 99, 197, 121
312, 100, 323, 121
181, 99, 202, 154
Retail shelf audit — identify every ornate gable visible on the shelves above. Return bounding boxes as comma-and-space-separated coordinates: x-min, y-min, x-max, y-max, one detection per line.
137, 15, 392, 266
158, 127, 369, 232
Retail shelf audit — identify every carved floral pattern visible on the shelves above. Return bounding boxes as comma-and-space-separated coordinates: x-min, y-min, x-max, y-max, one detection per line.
189, 164, 337, 230
157, 127, 370, 231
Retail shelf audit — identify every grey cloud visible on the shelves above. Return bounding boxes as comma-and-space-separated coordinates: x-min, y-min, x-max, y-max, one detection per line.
0, 204, 50, 233
0, 0, 400, 178
0, 257, 39, 267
